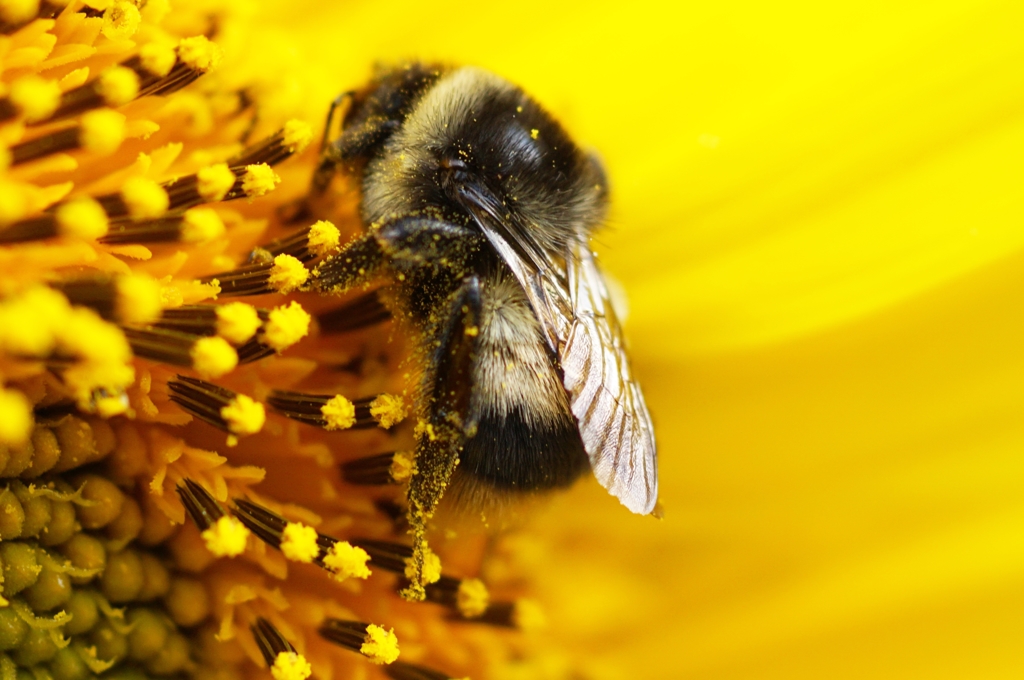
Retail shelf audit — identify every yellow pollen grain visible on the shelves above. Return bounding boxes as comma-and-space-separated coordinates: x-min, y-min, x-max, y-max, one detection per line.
404, 546, 441, 585
190, 336, 238, 378
115, 274, 162, 324
56, 197, 109, 240
0, 388, 32, 446
201, 516, 250, 557
262, 300, 311, 351
138, 42, 177, 78
307, 219, 340, 257
9, 75, 61, 123
0, 0, 38, 24
215, 302, 261, 344
121, 176, 169, 220
370, 393, 406, 429
241, 163, 281, 197
512, 598, 546, 632
530, 128, 539, 139
389, 451, 416, 482
268, 254, 308, 294
79, 109, 126, 155
323, 541, 371, 581
282, 119, 314, 153
456, 578, 490, 618
196, 162, 236, 201
220, 394, 265, 435
101, 0, 141, 40
181, 207, 225, 243
320, 395, 355, 430
97, 66, 140, 106
360, 625, 399, 665
177, 35, 224, 72
280, 522, 319, 563
271, 652, 312, 680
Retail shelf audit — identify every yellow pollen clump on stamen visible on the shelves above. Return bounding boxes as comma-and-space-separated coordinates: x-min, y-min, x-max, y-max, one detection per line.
320, 395, 355, 430
262, 300, 310, 350
268, 254, 309, 294
196, 162, 236, 201
122, 177, 170, 220
360, 624, 400, 665
177, 35, 224, 72
456, 578, 490, 618
116, 274, 163, 324
201, 515, 251, 557
389, 451, 416, 482
323, 541, 372, 581
56, 197, 109, 240
0, 387, 32, 446
242, 163, 281, 198
97, 66, 141, 106
181, 206, 226, 243
220, 394, 265, 435
405, 546, 441, 585
9, 75, 61, 123
139, 42, 177, 77
79, 109, 127, 155
307, 219, 341, 257
102, 0, 142, 40
190, 336, 239, 378
282, 119, 314, 153
271, 651, 312, 680
0, 286, 67, 356
215, 302, 261, 344
280, 522, 320, 563
370, 393, 406, 429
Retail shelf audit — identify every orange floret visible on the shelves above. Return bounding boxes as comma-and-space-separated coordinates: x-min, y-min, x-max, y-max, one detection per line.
360, 624, 400, 665
280, 522, 319, 563
262, 300, 310, 351
323, 541, 371, 581
320, 395, 355, 430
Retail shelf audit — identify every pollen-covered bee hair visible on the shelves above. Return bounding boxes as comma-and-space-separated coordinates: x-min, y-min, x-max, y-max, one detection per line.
306, 64, 658, 596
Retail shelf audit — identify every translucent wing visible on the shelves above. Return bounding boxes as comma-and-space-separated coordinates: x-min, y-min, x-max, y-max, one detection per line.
470, 207, 658, 514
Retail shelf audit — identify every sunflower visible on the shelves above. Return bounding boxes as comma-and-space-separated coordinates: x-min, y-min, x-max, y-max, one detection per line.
3, 1, 1024, 679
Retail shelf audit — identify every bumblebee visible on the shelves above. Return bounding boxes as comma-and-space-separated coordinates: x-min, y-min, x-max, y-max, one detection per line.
306, 64, 658, 585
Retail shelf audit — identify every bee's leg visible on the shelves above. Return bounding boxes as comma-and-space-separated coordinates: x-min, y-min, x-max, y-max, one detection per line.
306, 231, 385, 294
403, 276, 483, 600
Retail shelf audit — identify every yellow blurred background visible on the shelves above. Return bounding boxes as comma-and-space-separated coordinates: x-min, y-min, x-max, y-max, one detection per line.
246, 2, 1024, 677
